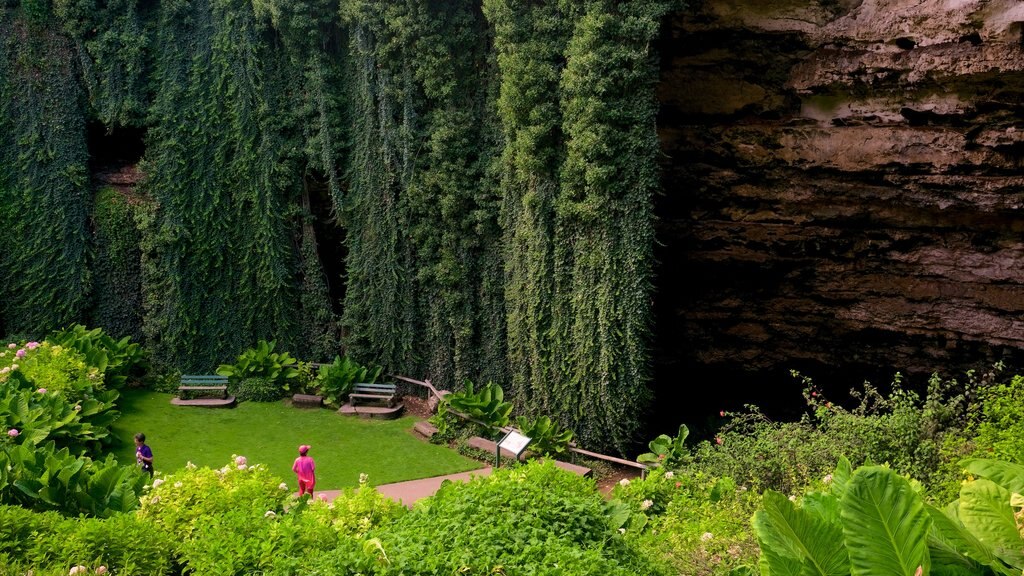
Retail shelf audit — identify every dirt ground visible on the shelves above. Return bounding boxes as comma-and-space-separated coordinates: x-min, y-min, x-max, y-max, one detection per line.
400, 395, 643, 496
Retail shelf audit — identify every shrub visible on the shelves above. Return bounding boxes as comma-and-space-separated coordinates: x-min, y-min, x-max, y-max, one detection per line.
349, 460, 664, 575
614, 470, 761, 576
48, 324, 150, 389
52, 512, 176, 575
0, 504, 63, 564
234, 376, 285, 402
137, 456, 290, 541
442, 379, 513, 436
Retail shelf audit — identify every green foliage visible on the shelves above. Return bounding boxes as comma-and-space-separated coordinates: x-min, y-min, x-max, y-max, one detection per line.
638, 423, 691, 469
216, 340, 299, 387
966, 373, 1024, 464
0, 339, 120, 455
233, 376, 284, 403
0, 13, 91, 337
515, 414, 574, 457
443, 379, 513, 434
49, 511, 176, 576
754, 463, 931, 576
616, 470, 761, 576
486, 0, 670, 454
89, 188, 148, 344
0, 441, 147, 517
314, 355, 382, 407
143, 0, 303, 372
49, 323, 149, 389
52, 0, 151, 126
0, 504, 63, 565
339, 1, 506, 391
305, 460, 664, 575
136, 456, 291, 541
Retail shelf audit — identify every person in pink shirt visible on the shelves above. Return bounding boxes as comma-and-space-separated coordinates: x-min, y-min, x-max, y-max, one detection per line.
292, 444, 316, 497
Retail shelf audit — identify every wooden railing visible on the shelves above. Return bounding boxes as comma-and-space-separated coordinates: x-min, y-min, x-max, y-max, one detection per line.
391, 374, 647, 478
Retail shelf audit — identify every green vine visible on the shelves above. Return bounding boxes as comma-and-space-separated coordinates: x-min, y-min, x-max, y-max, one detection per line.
0, 11, 91, 338
90, 187, 147, 342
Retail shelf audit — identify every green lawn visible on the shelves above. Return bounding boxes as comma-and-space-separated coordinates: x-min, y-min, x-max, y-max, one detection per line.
110, 389, 480, 489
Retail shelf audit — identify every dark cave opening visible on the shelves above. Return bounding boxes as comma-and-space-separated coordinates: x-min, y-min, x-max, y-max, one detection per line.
86, 122, 146, 173
304, 176, 348, 315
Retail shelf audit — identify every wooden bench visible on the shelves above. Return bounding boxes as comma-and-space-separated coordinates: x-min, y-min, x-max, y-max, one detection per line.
349, 383, 397, 407
172, 375, 235, 407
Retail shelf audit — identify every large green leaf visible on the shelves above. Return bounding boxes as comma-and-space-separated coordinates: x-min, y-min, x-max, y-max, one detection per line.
752, 490, 849, 576
927, 503, 1012, 576
962, 460, 1024, 496
840, 466, 931, 576
958, 479, 1024, 569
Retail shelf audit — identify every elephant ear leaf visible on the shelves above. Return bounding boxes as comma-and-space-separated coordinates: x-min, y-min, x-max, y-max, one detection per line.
752, 490, 849, 576
962, 459, 1024, 495
840, 466, 931, 576
926, 503, 1013, 576
958, 478, 1024, 570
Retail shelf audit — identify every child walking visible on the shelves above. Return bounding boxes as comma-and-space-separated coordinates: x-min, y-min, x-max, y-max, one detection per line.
134, 432, 154, 478
292, 444, 316, 497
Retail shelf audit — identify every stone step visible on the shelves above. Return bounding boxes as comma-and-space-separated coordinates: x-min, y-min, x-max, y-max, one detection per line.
412, 420, 438, 439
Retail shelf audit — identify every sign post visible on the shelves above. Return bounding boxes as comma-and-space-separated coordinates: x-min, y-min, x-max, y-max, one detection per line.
495, 430, 532, 468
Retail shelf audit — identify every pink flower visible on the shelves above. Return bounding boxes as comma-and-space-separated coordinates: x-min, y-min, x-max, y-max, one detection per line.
36, 388, 47, 394
7, 429, 18, 437
811, 391, 817, 397
25, 342, 39, 350
6, 343, 14, 349
235, 455, 247, 468
95, 567, 108, 575
15, 349, 25, 358
715, 436, 723, 445
719, 410, 725, 417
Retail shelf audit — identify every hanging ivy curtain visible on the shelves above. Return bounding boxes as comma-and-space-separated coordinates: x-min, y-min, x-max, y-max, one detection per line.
487, 0, 669, 453
0, 10, 91, 337
339, 0, 504, 383
143, 0, 301, 371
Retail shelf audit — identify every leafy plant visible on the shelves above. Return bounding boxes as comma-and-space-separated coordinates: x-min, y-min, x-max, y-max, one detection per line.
0, 442, 147, 517
749, 457, 1024, 576
443, 380, 513, 434
216, 340, 299, 387
515, 414, 574, 457
48, 324, 149, 389
637, 424, 690, 470
314, 355, 382, 407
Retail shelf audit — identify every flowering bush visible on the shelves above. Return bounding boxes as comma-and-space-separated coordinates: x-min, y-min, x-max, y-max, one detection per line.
137, 457, 290, 540
628, 472, 762, 576
0, 341, 98, 399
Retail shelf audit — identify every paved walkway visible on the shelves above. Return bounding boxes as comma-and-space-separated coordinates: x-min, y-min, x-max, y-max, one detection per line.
305, 466, 493, 508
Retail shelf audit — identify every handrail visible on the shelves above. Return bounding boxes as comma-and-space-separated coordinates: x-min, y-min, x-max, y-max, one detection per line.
391, 374, 648, 477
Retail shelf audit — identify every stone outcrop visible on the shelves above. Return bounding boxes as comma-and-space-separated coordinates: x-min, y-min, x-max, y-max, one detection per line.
654, 0, 1024, 420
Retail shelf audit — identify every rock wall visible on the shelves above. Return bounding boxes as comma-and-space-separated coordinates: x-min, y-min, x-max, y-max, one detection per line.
653, 0, 1024, 425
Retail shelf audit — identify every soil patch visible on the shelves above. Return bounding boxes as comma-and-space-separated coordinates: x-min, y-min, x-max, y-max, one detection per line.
402, 395, 433, 419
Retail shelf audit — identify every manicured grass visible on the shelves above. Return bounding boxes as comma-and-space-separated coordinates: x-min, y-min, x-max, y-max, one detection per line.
110, 389, 480, 489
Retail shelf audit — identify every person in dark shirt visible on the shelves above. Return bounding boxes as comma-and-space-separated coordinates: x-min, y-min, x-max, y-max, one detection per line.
135, 432, 154, 478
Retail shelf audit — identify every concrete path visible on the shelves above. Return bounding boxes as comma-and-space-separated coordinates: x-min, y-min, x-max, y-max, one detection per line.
305, 466, 493, 508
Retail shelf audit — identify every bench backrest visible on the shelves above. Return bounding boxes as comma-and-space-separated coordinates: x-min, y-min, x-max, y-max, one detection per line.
353, 383, 396, 393
182, 374, 229, 386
